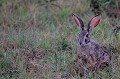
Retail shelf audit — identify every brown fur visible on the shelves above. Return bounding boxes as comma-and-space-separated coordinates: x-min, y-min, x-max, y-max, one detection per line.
72, 13, 111, 77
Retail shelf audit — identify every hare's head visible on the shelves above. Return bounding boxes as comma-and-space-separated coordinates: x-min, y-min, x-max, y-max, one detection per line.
72, 13, 101, 45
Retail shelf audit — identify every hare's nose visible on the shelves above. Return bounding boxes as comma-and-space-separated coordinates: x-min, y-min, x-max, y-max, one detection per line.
79, 42, 82, 45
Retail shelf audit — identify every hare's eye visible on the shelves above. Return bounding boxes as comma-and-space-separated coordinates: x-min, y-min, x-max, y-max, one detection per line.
85, 38, 90, 44
86, 34, 89, 37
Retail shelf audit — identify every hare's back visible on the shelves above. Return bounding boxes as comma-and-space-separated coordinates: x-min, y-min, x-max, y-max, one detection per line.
90, 41, 111, 62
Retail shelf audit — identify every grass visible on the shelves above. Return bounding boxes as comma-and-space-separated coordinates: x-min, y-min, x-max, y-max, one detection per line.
0, 0, 120, 79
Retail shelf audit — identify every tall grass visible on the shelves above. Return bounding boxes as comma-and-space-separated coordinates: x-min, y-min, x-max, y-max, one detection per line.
0, 0, 119, 79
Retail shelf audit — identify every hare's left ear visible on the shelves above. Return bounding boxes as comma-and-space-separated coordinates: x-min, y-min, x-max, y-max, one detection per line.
72, 13, 84, 30
87, 15, 101, 32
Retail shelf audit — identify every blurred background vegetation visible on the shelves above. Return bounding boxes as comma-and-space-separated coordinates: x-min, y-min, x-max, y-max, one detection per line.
0, 0, 120, 79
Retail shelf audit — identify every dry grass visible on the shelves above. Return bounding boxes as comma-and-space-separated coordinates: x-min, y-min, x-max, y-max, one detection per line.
0, 0, 120, 79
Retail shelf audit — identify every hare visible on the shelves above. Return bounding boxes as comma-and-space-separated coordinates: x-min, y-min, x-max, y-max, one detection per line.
72, 13, 111, 77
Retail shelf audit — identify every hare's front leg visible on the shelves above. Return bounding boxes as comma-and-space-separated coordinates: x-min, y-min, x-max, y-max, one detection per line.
87, 53, 98, 72
74, 56, 84, 77
74, 55, 92, 77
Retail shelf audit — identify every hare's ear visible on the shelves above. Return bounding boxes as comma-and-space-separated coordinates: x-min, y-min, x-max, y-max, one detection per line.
72, 13, 84, 30
87, 15, 101, 32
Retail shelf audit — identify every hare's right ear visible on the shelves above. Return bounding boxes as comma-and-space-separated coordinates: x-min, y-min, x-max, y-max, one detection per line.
72, 13, 84, 30
87, 15, 101, 32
